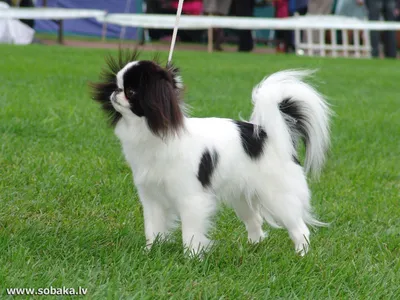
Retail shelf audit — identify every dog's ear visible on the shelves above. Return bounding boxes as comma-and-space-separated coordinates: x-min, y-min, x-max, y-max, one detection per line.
167, 63, 184, 91
139, 71, 184, 138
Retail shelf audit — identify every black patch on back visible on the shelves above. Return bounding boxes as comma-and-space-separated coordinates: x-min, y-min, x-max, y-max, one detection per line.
197, 149, 219, 188
234, 121, 267, 160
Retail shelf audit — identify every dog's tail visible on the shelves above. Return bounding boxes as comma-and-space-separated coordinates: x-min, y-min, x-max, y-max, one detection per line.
250, 70, 331, 177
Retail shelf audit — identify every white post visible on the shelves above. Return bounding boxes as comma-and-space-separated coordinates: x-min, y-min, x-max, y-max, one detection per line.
331, 29, 337, 57
354, 29, 360, 58
295, 28, 301, 54
319, 29, 325, 57
363, 29, 371, 58
307, 29, 313, 56
342, 29, 348, 57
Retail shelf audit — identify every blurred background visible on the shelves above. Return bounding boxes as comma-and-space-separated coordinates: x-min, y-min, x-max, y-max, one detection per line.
1, 0, 399, 58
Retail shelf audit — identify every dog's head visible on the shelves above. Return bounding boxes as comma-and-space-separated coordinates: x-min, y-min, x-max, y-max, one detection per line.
90, 49, 184, 138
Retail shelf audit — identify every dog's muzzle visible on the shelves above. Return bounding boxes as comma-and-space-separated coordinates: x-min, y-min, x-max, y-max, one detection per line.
111, 88, 123, 103
111, 92, 117, 103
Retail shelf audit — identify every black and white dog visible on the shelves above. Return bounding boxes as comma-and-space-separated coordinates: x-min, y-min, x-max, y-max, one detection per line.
91, 50, 331, 256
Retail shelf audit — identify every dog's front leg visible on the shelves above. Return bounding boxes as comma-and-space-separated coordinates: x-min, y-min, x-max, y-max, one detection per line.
138, 188, 170, 250
179, 194, 216, 257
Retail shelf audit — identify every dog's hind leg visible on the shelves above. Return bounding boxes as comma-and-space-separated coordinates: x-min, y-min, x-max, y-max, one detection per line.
260, 191, 311, 256
287, 217, 310, 256
278, 186, 312, 256
232, 199, 266, 243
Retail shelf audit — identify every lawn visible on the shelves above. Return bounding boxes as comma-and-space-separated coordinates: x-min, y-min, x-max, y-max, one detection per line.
0, 44, 399, 299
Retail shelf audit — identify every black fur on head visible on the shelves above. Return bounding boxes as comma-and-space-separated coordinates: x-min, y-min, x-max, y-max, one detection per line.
90, 48, 185, 138
90, 48, 140, 125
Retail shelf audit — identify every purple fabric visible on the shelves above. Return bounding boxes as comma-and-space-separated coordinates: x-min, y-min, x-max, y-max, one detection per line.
34, 0, 140, 39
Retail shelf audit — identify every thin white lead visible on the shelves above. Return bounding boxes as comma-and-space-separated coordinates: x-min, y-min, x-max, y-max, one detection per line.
167, 0, 185, 65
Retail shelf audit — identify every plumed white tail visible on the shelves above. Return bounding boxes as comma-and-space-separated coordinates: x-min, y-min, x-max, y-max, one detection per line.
250, 70, 331, 177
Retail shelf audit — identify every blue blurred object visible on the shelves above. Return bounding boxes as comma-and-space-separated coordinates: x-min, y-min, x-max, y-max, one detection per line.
289, 0, 309, 14
253, 4, 275, 43
34, 0, 143, 39
334, 0, 367, 19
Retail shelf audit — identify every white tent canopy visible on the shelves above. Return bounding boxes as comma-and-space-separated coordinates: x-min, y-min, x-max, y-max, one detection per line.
0, 3, 35, 45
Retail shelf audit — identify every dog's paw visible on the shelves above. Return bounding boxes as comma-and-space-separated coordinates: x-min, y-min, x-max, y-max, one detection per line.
248, 230, 268, 244
144, 242, 153, 253
295, 242, 309, 256
184, 239, 214, 259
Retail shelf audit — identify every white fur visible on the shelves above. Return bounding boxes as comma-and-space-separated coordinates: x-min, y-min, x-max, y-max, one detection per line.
251, 70, 331, 177
111, 68, 331, 257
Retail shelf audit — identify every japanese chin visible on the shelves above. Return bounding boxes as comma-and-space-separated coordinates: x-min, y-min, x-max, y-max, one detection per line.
90, 50, 331, 256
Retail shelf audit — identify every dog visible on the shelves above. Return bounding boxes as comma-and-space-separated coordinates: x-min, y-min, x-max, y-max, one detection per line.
90, 49, 331, 256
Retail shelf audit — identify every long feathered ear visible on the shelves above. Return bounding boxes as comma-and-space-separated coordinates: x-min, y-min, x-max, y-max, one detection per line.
89, 48, 140, 125
139, 72, 185, 138
166, 62, 184, 92
165, 61, 190, 116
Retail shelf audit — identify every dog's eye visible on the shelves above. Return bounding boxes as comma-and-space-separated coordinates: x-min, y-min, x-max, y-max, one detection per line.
125, 88, 135, 99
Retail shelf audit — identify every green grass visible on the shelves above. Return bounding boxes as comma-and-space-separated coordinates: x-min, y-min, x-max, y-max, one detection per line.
1, 44, 399, 299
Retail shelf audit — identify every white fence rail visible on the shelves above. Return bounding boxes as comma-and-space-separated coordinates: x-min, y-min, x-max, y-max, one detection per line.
0, 7, 106, 43
0, 7, 105, 20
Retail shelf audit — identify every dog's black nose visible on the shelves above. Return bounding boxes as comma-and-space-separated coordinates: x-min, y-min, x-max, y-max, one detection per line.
116, 88, 123, 93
